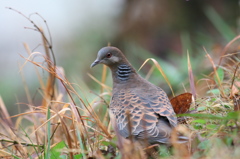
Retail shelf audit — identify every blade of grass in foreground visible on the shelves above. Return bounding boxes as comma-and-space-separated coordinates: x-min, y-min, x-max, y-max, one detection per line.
204, 47, 226, 98
138, 58, 175, 97
44, 107, 51, 159
76, 126, 87, 159
187, 51, 196, 99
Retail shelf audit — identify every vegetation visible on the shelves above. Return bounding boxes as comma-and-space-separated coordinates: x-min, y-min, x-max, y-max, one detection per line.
1, 6, 240, 159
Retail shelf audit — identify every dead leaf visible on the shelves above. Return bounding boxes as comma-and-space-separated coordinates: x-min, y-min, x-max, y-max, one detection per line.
170, 93, 192, 114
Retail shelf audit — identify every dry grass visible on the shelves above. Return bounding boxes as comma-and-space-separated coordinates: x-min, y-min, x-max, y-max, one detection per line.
1, 42, 239, 158
1, 9, 240, 159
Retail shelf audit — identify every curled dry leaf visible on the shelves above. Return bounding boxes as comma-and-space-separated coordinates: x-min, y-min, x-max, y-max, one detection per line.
170, 93, 192, 114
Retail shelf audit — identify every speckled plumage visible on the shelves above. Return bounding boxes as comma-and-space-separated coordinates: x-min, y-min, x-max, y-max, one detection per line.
91, 46, 186, 145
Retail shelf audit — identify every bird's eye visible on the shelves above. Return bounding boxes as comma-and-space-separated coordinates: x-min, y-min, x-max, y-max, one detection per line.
106, 53, 112, 58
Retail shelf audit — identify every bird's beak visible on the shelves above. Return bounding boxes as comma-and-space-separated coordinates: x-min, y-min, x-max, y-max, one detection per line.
90, 60, 100, 68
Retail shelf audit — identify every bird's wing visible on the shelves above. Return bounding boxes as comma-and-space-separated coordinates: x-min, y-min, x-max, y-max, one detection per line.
146, 87, 177, 127
110, 88, 177, 138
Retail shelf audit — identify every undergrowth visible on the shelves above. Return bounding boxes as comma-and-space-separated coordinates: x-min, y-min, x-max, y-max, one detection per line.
1, 8, 240, 159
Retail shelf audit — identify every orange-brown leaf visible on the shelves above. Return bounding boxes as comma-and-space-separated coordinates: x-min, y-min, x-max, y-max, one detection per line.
170, 93, 192, 114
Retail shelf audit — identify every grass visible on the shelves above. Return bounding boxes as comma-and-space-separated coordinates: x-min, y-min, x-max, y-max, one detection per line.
1, 7, 240, 159
1, 39, 240, 158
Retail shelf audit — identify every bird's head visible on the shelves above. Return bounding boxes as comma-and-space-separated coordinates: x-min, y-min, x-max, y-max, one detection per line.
91, 46, 126, 68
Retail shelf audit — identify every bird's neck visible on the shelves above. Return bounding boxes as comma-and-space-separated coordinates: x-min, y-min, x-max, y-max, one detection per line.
111, 64, 136, 83
116, 64, 132, 81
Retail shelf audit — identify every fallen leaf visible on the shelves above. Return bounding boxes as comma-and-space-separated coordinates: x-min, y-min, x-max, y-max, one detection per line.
170, 93, 192, 114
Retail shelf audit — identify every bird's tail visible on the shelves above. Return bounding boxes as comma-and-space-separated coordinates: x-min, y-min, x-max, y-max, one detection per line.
177, 135, 189, 144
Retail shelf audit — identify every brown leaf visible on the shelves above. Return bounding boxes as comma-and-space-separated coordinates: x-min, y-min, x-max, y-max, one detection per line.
170, 93, 192, 114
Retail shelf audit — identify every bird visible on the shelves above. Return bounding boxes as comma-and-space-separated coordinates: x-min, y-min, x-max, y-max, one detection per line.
91, 46, 187, 146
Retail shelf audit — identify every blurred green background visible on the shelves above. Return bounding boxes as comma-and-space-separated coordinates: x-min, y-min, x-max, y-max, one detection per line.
0, 0, 239, 115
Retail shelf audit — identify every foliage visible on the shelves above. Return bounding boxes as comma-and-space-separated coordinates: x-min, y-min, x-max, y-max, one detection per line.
1, 6, 240, 159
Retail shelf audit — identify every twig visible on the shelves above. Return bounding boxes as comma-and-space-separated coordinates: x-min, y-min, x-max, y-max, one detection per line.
0, 139, 44, 148
230, 62, 240, 97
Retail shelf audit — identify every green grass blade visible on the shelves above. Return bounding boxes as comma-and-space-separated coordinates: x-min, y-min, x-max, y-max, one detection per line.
76, 125, 87, 159
205, 6, 235, 41
45, 107, 51, 159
